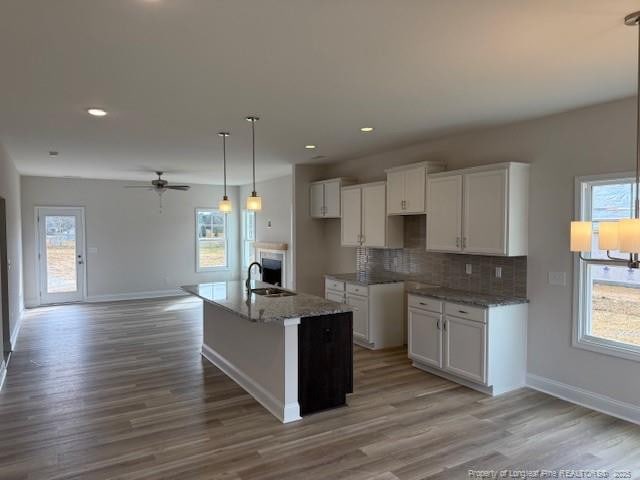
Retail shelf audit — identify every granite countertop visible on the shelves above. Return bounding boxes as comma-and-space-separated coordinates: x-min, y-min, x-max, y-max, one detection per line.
405, 282, 529, 308
325, 272, 405, 286
182, 281, 352, 323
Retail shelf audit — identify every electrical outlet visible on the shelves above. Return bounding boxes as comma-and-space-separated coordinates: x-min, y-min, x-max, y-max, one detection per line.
548, 272, 567, 286
465, 263, 472, 275
495, 267, 502, 279
267, 220, 272, 228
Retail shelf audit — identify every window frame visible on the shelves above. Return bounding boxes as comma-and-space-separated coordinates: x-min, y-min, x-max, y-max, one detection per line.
195, 207, 229, 272
573, 171, 640, 362
242, 209, 256, 269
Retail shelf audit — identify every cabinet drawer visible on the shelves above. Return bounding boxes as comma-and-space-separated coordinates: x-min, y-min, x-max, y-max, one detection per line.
444, 302, 486, 323
346, 283, 368, 297
325, 278, 345, 292
407, 294, 442, 314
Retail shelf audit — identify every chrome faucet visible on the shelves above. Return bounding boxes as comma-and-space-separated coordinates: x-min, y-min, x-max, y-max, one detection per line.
246, 262, 263, 292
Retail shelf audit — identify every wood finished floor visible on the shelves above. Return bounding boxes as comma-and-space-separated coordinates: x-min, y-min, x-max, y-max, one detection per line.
1, 296, 640, 480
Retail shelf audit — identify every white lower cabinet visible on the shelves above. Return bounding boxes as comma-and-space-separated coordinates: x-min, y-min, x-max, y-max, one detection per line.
443, 315, 486, 384
407, 309, 441, 368
408, 294, 527, 395
326, 277, 404, 350
347, 293, 369, 340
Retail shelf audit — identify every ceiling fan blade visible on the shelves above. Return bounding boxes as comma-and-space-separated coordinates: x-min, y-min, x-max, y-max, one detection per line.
166, 185, 191, 191
124, 185, 155, 189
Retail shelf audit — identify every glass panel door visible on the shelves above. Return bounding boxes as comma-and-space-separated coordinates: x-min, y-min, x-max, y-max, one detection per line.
38, 207, 85, 304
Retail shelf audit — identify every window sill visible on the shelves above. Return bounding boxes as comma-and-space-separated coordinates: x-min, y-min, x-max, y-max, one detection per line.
196, 267, 231, 273
573, 334, 640, 363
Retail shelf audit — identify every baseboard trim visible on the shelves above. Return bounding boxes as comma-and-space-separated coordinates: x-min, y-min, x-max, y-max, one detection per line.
201, 343, 300, 423
0, 359, 6, 391
86, 289, 188, 303
526, 373, 640, 425
10, 310, 23, 350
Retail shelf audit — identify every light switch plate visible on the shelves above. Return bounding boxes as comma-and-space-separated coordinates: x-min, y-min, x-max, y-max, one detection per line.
548, 272, 567, 286
88, 247, 98, 254
465, 264, 472, 275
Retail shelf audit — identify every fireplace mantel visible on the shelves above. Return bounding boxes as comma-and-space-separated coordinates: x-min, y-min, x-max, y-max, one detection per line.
254, 242, 288, 251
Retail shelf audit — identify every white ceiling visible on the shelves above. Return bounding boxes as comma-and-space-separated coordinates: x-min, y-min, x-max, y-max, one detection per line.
1, 0, 639, 185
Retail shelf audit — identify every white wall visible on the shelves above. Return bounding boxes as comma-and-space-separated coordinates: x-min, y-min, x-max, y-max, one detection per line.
0, 143, 23, 346
296, 96, 640, 410
21, 176, 240, 304
240, 175, 293, 288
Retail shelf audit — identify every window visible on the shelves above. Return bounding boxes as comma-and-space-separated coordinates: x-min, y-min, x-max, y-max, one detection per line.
196, 208, 227, 271
242, 210, 256, 268
574, 174, 640, 361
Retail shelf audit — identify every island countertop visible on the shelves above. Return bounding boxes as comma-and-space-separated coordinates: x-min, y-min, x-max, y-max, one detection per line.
182, 281, 352, 323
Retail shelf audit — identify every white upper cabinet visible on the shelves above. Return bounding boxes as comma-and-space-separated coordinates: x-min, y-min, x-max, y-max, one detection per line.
341, 182, 403, 248
310, 183, 325, 218
463, 169, 508, 255
386, 162, 445, 215
426, 174, 463, 252
341, 187, 362, 246
426, 162, 529, 256
309, 178, 352, 218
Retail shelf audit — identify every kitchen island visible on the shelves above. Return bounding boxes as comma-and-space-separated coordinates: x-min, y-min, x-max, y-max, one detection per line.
182, 281, 353, 423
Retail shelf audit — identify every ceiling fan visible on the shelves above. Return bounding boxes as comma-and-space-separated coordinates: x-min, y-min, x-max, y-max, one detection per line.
124, 171, 191, 194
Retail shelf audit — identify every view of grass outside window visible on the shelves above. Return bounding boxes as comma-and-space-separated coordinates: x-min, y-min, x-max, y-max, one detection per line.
196, 209, 226, 270
588, 182, 640, 347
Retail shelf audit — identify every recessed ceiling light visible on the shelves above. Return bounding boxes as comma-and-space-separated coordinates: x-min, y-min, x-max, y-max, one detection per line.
360, 127, 374, 132
87, 108, 107, 117
305, 145, 316, 149
48, 151, 59, 157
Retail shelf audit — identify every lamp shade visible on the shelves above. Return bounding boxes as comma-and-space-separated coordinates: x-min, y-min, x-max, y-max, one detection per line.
619, 218, 640, 252
598, 222, 620, 251
570, 221, 592, 252
246, 193, 262, 211
218, 196, 232, 213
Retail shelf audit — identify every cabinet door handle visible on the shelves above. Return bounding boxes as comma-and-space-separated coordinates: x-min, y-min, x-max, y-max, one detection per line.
443, 319, 447, 331
458, 310, 468, 314
436, 319, 440, 330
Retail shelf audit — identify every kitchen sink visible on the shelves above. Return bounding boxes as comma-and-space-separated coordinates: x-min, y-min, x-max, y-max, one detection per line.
251, 287, 297, 298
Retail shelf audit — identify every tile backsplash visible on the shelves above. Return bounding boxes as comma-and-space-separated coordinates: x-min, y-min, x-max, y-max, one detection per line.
356, 216, 527, 298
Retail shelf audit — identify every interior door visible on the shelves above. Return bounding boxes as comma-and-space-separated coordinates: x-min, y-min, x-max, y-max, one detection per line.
37, 207, 85, 304
463, 169, 508, 255
408, 308, 442, 368
310, 183, 325, 218
361, 183, 386, 247
443, 315, 487, 384
386, 170, 405, 215
341, 188, 362, 246
426, 175, 463, 252
404, 167, 426, 213
323, 180, 341, 218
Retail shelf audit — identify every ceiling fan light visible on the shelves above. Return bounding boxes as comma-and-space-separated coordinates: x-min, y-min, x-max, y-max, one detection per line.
219, 196, 232, 213
246, 192, 262, 211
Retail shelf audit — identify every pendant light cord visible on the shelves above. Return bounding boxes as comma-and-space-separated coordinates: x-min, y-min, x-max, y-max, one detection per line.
635, 19, 640, 218
251, 119, 256, 194
223, 134, 227, 198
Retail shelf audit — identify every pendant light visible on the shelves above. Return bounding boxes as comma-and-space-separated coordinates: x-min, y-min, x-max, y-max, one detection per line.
245, 115, 262, 211
570, 11, 640, 269
218, 131, 232, 213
